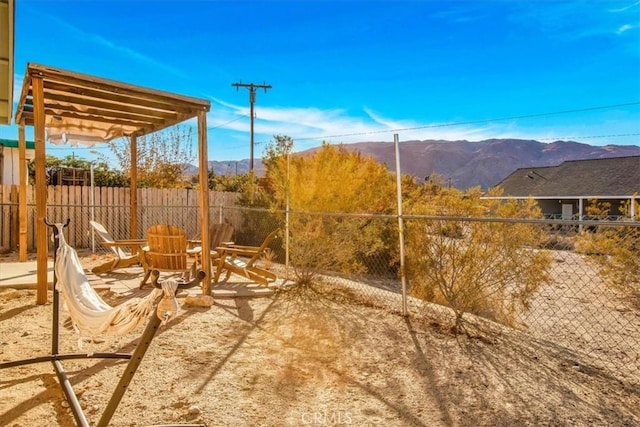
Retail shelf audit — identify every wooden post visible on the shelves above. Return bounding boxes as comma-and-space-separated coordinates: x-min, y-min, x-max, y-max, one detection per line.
18, 123, 27, 262
130, 135, 138, 238
33, 75, 49, 305
198, 110, 212, 294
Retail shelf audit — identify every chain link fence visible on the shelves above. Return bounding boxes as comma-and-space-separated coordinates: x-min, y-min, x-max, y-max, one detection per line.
280, 211, 639, 384
3, 197, 639, 383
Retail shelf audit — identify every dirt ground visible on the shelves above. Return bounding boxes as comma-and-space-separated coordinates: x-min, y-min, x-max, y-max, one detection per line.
1, 253, 640, 427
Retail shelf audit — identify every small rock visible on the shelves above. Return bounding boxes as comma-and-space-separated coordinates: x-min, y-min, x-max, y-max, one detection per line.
188, 405, 201, 415
0, 289, 20, 300
185, 295, 214, 307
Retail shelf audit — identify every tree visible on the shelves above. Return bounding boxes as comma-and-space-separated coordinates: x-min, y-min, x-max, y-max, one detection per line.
28, 154, 127, 187
95, 124, 195, 188
405, 186, 553, 332
207, 170, 253, 193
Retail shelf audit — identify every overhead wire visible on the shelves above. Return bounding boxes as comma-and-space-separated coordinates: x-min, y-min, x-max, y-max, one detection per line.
290, 101, 640, 142
36, 101, 640, 153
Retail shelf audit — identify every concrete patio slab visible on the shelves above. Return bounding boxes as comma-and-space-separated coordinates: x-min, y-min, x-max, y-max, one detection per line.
0, 259, 279, 299
0, 261, 53, 289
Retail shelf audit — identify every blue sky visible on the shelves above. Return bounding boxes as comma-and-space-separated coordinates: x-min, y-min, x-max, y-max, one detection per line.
2, 0, 639, 164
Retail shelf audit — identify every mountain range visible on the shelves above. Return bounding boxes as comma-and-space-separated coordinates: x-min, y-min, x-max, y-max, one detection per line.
205, 139, 640, 190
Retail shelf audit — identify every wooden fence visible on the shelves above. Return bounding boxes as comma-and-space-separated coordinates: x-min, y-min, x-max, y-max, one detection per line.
0, 185, 238, 252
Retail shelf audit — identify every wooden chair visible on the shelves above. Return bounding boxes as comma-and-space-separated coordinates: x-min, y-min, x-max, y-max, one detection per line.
140, 224, 200, 289
89, 220, 146, 274
209, 223, 235, 252
213, 229, 279, 286
188, 222, 235, 265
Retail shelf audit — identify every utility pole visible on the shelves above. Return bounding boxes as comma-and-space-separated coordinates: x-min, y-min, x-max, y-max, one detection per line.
232, 81, 272, 171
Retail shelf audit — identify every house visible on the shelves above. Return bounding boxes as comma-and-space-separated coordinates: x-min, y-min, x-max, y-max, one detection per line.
0, 138, 34, 185
493, 156, 639, 220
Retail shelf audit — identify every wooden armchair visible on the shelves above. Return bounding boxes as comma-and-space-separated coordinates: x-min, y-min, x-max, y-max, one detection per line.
140, 224, 200, 289
188, 222, 235, 263
213, 229, 279, 286
89, 220, 146, 274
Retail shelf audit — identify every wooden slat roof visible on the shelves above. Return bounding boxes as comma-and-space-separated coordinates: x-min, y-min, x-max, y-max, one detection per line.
496, 156, 640, 198
14, 63, 210, 143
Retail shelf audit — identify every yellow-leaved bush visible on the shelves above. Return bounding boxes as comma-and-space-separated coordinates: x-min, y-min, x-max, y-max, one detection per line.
265, 142, 398, 284
575, 197, 640, 308
404, 186, 553, 330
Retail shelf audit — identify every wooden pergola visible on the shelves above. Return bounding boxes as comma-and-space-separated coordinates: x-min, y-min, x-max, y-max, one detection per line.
14, 63, 214, 304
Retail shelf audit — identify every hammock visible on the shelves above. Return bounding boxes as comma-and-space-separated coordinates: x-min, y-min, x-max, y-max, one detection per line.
54, 224, 163, 337
2, 221, 202, 427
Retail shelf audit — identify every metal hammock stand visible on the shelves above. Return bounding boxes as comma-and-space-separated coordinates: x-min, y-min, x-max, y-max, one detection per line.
0, 219, 206, 427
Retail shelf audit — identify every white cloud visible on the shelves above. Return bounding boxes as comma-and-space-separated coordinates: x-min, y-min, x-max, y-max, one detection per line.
31, 9, 187, 79
87, 34, 187, 79
205, 99, 533, 151
202, 96, 639, 159
610, 1, 640, 13
617, 24, 636, 34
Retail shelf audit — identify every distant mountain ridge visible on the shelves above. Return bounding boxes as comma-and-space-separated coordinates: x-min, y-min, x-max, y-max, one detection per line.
204, 139, 640, 190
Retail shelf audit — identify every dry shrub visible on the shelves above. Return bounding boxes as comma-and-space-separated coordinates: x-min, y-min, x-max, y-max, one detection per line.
405, 188, 553, 333
575, 225, 640, 309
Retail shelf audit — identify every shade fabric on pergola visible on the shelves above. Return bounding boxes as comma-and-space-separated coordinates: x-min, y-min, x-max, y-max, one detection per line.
14, 63, 214, 304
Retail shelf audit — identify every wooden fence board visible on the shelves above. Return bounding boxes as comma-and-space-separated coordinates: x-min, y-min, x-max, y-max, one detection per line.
28, 185, 35, 249
0, 185, 236, 252
1, 185, 10, 249
10, 186, 18, 248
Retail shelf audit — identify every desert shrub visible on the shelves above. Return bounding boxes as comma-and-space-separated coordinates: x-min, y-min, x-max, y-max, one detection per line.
263, 140, 399, 284
405, 187, 553, 332
574, 198, 640, 308
288, 213, 397, 285
575, 224, 640, 308
540, 233, 576, 251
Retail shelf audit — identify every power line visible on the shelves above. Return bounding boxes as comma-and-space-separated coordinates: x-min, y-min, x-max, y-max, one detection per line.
293, 101, 640, 142
209, 115, 248, 130
257, 132, 640, 149
536, 133, 640, 141
33, 101, 640, 154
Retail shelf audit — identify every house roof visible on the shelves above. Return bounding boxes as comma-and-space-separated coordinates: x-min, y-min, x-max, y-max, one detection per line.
0, 0, 14, 125
14, 63, 210, 145
0, 138, 34, 150
496, 156, 640, 198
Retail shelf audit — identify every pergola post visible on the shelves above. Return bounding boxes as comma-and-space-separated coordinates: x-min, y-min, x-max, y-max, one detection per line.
18, 122, 27, 262
130, 135, 138, 238
32, 75, 48, 304
197, 109, 211, 294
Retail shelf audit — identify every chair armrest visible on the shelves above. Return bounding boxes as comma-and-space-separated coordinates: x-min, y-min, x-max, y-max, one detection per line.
102, 239, 146, 245
102, 239, 147, 249
219, 244, 260, 251
215, 246, 260, 257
